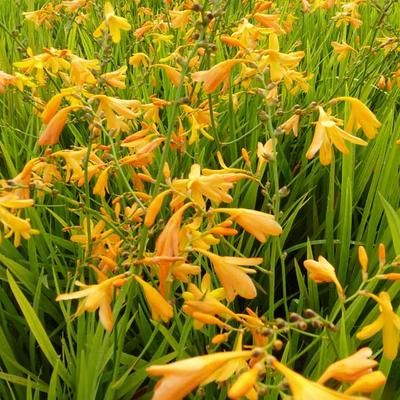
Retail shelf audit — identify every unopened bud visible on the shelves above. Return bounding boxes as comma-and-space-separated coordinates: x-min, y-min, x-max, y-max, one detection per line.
358, 246, 368, 279
378, 243, 386, 267
296, 321, 308, 331
273, 340, 284, 351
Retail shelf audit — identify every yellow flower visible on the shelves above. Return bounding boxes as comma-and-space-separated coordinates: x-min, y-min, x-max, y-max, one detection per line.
260, 33, 305, 82
306, 106, 367, 165
212, 208, 282, 243
317, 348, 377, 384
173, 163, 251, 209
91, 94, 141, 133
332, 97, 381, 139
129, 52, 150, 68
195, 248, 262, 302
146, 351, 252, 400
182, 273, 238, 329
56, 270, 130, 331
0, 196, 39, 247
93, 167, 110, 197
356, 291, 400, 360
303, 256, 344, 298
169, 9, 192, 29
280, 114, 300, 137
192, 59, 245, 94
256, 138, 277, 173
344, 371, 386, 395
70, 55, 99, 86
93, 2, 131, 43
228, 365, 260, 399
331, 41, 355, 61
100, 66, 127, 89
272, 358, 368, 400
358, 246, 368, 280
135, 276, 173, 323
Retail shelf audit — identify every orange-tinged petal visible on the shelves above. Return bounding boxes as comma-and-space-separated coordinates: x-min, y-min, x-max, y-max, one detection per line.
135, 275, 173, 322
317, 348, 377, 384
356, 315, 384, 340
147, 351, 252, 400
344, 371, 386, 395
382, 319, 399, 360
228, 366, 259, 399
144, 190, 171, 227
272, 359, 369, 400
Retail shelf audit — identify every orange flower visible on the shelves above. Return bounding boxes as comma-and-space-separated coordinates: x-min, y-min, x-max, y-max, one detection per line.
356, 291, 400, 360
147, 351, 252, 400
272, 358, 368, 400
39, 105, 82, 146
212, 208, 282, 243
153, 64, 182, 87
56, 270, 130, 331
303, 256, 344, 298
0, 71, 17, 94
144, 190, 171, 227
254, 13, 284, 34
135, 276, 173, 322
93, 2, 131, 43
192, 59, 245, 94
228, 365, 260, 399
344, 371, 386, 395
155, 203, 192, 295
317, 348, 378, 384
196, 248, 262, 302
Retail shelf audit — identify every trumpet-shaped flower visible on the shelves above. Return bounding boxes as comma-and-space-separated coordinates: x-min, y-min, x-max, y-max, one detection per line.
93, 2, 131, 43
344, 371, 386, 395
317, 348, 377, 384
0, 196, 39, 247
192, 59, 245, 94
196, 248, 262, 302
306, 106, 367, 165
146, 351, 252, 400
272, 359, 369, 400
171, 164, 251, 209
101, 66, 127, 89
303, 256, 344, 298
56, 270, 130, 331
356, 291, 400, 360
331, 41, 355, 62
39, 105, 83, 146
228, 365, 260, 399
212, 208, 282, 243
182, 273, 238, 329
135, 276, 173, 322
332, 97, 381, 139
